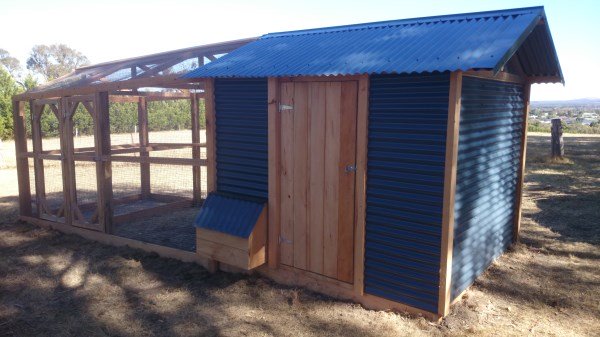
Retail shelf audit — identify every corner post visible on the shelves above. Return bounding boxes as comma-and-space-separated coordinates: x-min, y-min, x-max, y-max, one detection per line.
94, 92, 113, 233
513, 81, 531, 242
438, 71, 463, 317
353, 75, 369, 295
204, 79, 217, 193
12, 99, 32, 217
138, 97, 150, 199
191, 93, 202, 205
267, 77, 281, 269
202, 78, 219, 273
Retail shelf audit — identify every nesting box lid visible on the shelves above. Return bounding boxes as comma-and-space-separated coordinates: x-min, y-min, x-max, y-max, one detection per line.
194, 193, 266, 238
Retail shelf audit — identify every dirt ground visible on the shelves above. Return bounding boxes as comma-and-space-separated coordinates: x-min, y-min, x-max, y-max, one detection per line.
0, 134, 598, 337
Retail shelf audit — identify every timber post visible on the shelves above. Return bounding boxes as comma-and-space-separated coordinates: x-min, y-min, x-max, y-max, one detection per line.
551, 118, 564, 158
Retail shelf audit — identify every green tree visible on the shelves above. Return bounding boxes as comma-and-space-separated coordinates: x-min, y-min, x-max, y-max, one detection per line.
0, 48, 21, 77
0, 67, 21, 140
26, 44, 89, 81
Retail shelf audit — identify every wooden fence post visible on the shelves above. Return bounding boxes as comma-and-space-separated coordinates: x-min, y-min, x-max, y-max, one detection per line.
138, 97, 150, 198
551, 118, 564, 158
95, 92, 114, 233
12, 99, 32, 217
191, 93, 203, 206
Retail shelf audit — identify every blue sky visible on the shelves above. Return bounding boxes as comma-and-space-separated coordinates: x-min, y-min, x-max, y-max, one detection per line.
1, 0, 598, 101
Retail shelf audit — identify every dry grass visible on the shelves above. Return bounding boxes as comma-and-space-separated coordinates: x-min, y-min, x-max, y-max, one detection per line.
0, 134, 599, 337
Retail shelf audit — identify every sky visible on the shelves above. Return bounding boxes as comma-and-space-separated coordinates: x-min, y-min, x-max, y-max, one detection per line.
0, 0, 598, 101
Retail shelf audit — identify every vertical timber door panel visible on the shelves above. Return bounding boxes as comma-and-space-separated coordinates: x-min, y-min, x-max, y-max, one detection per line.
337, 81, 358, 283
292, 82, 309, 269
323, 82, 342, 279
308, 82, 326, 275
279, 80, 357, 283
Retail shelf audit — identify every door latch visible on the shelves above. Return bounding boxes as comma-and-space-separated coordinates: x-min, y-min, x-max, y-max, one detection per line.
279, 104, 293, 112
345, 164, 356, 173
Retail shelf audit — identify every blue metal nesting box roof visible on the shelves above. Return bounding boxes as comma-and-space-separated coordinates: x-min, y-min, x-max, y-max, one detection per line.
194, 193, 265, 238
183, 6, 562, 82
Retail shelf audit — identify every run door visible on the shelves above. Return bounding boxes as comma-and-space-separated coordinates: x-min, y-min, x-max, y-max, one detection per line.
279, 80, 358, 283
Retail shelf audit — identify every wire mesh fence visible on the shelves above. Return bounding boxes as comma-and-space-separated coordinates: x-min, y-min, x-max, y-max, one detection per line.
22, 95, 208, 251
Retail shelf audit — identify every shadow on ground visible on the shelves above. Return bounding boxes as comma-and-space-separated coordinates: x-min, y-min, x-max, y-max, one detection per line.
0, 194, 420, 337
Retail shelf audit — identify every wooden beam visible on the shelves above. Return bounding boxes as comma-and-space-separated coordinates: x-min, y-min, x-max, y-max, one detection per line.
513, 82, 532, 243
12, 100, 32, 217
113, 199, 192, 225
463, 70, 524, 84
353, 75, 369, 295
191, 93, 202, 205
14, 75, 203, 100
20, 215, 212, 268
267, 77, 281, 269
138, 97, 151, 199
204, 79, 217, 193
94, 92, 114, 233
110, 155, 206, 166
438, 71, 463, 317
111, 90, 192, 98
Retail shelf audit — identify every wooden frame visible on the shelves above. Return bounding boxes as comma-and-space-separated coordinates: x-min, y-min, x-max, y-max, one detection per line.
438, 71, 463, 317
513, 81, 532, 242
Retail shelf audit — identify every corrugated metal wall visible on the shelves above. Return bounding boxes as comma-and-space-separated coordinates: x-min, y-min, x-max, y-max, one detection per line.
365, 73, 450, 312
451, 76, 524, 299
214, 78, 269, 200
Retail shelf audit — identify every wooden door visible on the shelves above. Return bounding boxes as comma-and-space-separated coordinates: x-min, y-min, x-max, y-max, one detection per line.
279, 80, 358, 283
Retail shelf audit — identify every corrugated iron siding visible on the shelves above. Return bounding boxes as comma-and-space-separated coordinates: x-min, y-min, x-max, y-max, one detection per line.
365, 73, 449, 313
450, 77, 524, 299
214, 78, 268, 200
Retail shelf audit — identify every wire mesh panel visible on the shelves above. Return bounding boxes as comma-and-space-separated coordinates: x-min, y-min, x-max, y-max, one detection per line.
36, 105, 65, 222
112, 162, 141, 201
110, 101, 139, 147
70, 104, 100, 227
149, 163, 195, 199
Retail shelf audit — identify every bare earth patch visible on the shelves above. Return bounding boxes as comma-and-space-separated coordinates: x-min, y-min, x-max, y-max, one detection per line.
1, 134, 599, 337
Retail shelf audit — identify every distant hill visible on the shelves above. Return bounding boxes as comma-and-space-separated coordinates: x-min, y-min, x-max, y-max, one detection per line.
532, 98, 600, 108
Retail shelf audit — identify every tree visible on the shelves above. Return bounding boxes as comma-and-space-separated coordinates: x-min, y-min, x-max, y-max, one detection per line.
26, 44, 89, 81
0, 67, 21, 140
0, 48, 21, 77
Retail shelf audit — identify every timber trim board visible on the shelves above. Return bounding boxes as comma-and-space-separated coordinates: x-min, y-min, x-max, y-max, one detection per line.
204, 79, 217, 193
267, 77, 281, 268
353, 75, 369, 296
513, 81, 532, 242
438, 71, 463, 317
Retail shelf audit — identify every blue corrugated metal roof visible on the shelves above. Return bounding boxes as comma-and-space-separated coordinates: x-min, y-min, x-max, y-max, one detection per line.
183, 6, 562, 81
194, 193, 265, 238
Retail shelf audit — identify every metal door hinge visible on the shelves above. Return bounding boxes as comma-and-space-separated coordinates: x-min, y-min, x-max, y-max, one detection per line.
279, 104, 293, 112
